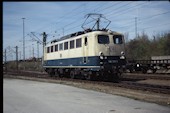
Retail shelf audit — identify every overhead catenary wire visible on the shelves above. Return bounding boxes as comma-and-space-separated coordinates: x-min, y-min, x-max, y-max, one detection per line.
43, 2, 110, 33
35, 2, 138, 38
55, 2, 131, 34
34, 2, 126, 37
32, 3, 86, 33
105, 1, 135, 17
31, 1, 170, 41
53, 3, 110, 33
126, 22, 170, 34
18, 2, 170, 42
61, 2, 143, 33
92, 2, 113, 13
109, 10, 170, 31
56, 2, 159, 38
94, 1, 124, 13
100, 2, 146, 30
136, 11, 170, 25
106, 2, 169, 30
53, 2, 133, 35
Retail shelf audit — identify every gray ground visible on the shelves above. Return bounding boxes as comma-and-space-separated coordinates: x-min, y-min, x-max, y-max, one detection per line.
3, 78, 170, 113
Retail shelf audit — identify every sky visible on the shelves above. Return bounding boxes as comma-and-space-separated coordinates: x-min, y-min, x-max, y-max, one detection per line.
3, 1, 170, 61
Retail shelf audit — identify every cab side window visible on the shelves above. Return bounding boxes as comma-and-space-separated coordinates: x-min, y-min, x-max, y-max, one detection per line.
64, 42, 68, 50
51, 46, 54, 52
59, 43, 63, 50
76, 38, 82, 48
55, 44, 58, 52
70, 40, 74, 49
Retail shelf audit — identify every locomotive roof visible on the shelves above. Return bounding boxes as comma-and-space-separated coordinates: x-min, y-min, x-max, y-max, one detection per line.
50, 29, 121, 44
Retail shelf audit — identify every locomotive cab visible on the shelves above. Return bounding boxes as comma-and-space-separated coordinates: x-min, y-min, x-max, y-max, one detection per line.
95, 31, 126, 70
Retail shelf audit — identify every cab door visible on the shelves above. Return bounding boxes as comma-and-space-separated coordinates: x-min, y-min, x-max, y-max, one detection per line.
83, 36, 88, 64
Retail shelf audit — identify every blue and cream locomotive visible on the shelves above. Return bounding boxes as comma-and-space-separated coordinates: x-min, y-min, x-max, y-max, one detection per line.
43, 14, 126, 80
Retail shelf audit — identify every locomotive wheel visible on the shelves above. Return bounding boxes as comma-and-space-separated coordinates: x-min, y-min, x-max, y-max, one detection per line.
85, 72, 95, 80
113, 73, 120, 82
47, 69, 54, 77
70, 71, 76, 79
129, 68, 133, 73
85, 74, 91, 80
58, 73, 64, 78
142, 68, 147, 74
54, 69, 59, 77
152, 69, 157, 73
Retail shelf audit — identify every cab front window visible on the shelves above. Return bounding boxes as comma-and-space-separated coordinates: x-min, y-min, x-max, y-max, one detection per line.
98, 35, 109, 44
113, 35, 123, 44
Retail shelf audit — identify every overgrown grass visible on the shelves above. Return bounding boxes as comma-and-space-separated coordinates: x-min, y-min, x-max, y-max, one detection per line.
6, 61, 44, 72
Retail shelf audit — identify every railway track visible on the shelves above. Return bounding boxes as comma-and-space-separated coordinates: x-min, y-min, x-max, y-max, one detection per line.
119, 81, 170, 94
3, 70, 170, 94
122, 73, 170, 80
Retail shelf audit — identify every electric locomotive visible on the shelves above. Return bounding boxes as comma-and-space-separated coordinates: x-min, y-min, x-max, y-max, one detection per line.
43, 14, 126, 81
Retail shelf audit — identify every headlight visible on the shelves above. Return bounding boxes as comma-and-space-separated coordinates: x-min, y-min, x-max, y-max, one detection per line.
121, 51, 125, 55
99, 52, 104, 59
100, 55, 104, 59
120, 56, 125, 59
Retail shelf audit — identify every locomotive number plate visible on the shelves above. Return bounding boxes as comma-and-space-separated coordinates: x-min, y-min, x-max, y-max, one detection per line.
108, 60, 118, 63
